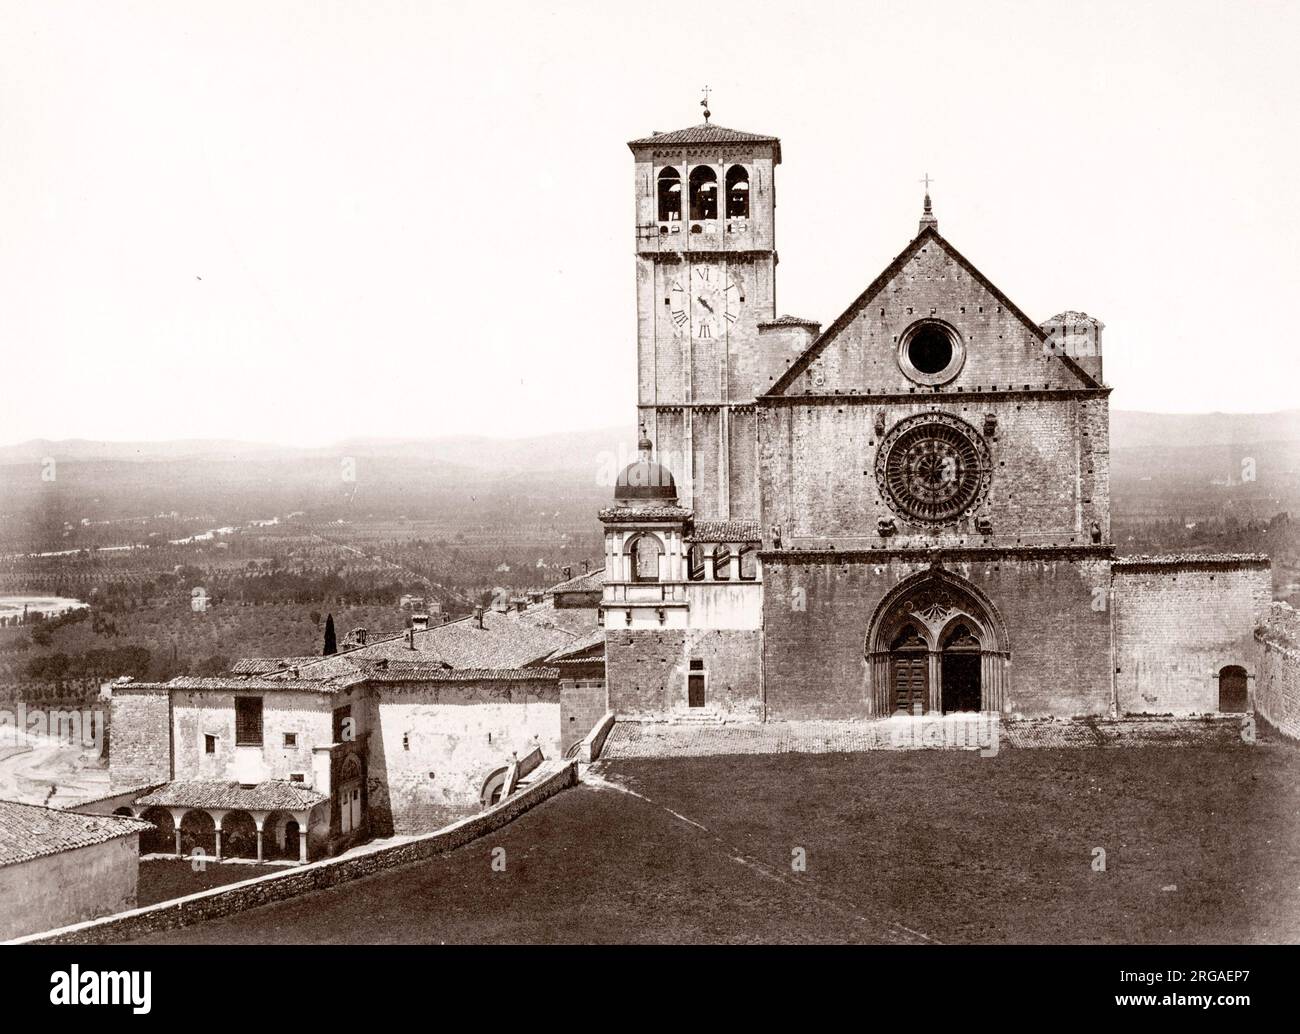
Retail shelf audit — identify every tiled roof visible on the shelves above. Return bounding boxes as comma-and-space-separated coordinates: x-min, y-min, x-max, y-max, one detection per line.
546, 567, 605, 595
230, 657, 321, 675
598, 506, 693, 523
256, 597, 600, 676
0, 799, 152, 869
134, 781, 329, 812
128, 676, 349, 694
335, 660, 560, 686
68, 785, 163, 809
628, 122, 780, 148
688, 519, 762, 543
759, 314, 821, 328
544, 628, 605, 661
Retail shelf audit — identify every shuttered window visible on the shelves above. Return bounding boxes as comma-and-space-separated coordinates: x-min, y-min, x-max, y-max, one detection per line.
235, 696, 263, 746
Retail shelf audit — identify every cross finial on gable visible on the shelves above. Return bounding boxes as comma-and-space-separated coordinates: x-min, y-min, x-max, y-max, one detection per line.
919, 174, 938, 233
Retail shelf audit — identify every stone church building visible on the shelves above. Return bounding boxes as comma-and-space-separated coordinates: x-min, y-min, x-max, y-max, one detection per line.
602, 114, 1271, 721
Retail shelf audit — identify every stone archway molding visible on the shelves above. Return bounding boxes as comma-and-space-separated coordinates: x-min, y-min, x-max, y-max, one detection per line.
864, 567, 1011, 715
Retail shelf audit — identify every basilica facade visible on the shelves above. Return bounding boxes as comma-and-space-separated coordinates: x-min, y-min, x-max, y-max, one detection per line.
601, 116, 1271, 721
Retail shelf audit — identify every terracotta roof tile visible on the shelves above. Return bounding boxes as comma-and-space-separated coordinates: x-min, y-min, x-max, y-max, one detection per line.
134, 781, 329, 812
0, 799, 152, 868
230, 658, 321, 675
688, 519, 762, 543
628, 122, 780, 149
546, 567, 605, 595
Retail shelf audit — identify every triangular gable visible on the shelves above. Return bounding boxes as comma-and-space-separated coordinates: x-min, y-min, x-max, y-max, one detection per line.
767, 226, 1100, 396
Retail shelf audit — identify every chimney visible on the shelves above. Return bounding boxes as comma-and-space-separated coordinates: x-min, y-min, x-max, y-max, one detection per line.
562, 565, 572, 580
581, 559, 591, 574
406, 628, 415, 649
473, 605, 484, 629
411, 613, 429, 631
376, 657, 389, 672
513, 598, 526, 613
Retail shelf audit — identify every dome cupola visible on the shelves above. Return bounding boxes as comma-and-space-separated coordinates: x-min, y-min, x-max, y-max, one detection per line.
614, 433, 678, 507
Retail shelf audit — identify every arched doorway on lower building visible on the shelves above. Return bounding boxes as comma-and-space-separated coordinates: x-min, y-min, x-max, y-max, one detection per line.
1217, 664, 1249, 713
867, 569, 1011, 716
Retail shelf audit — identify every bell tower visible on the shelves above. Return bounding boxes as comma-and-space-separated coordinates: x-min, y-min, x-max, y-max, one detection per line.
627, 102, 781, 520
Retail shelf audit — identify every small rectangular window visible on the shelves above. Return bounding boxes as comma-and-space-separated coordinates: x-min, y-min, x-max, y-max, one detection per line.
204, 734, 217, 754
235, 697, 263, 746
283, 732, 297, 748
289, 773, 305, 783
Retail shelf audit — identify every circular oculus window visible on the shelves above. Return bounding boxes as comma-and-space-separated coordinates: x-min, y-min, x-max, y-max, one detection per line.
875, 413, 992, 525
898, 320, 965, 385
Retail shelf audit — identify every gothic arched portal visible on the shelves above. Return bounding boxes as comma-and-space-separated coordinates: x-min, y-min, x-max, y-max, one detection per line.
865, 570, 1010, 716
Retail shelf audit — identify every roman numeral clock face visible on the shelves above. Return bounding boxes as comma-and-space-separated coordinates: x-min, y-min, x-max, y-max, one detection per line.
669, 267, 743, 338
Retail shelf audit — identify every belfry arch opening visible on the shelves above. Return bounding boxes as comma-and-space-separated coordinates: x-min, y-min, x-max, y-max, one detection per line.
726, 165, 749, 219
866, 571, 1010, 716
657, 167, 681, 223
689, 166, 718, 223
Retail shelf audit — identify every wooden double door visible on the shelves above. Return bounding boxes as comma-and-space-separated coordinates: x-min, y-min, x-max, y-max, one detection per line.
891, 649, 983, 714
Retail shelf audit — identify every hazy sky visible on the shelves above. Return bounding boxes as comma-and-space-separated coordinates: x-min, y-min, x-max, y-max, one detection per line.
1, 0, 1296, 447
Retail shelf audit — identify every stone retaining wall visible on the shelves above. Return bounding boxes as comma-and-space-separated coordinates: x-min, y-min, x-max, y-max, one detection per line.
1256, 602, 1300, 740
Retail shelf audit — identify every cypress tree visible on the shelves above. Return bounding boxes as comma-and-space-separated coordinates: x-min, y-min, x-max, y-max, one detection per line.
323, 613, 337, 655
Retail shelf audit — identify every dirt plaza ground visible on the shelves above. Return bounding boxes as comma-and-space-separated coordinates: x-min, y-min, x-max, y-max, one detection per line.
131, 722, 1300, 944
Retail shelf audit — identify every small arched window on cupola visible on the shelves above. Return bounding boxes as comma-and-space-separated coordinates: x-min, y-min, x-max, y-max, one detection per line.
726, 165, 750, 220
689, 166, 718, 224
629, 533, 665, 583
657, 167, 681, 223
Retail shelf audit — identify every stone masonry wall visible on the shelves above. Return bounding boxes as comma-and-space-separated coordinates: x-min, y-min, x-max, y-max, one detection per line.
0, 835, 141, 942
1256, 602, 1300, 739
762, 551, 1113, 719
560, 681, 607, 755
759, 394, 1106, 551
369, 678, 561, 836
1112, 559, 1271, 714
108, 688, 171, 789
605, 627, 763, 719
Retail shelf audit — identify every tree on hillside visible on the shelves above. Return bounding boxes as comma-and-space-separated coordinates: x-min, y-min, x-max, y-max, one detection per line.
323, 613, 337, 656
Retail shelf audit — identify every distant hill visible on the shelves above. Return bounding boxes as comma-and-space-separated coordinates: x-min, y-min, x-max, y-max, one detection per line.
1110, 410, 1300, 451
3, 412, 1298, 530
6, 411, 1299, 472
0, 426, 640, 475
